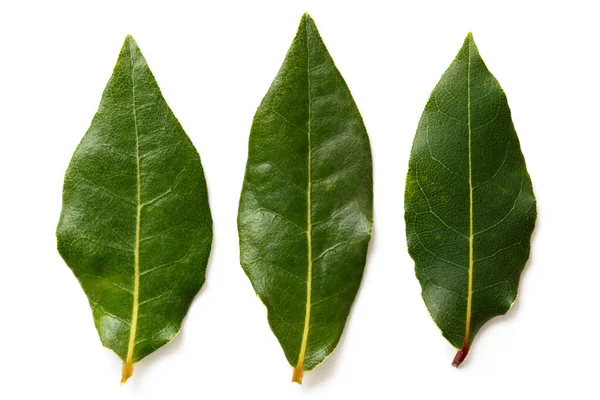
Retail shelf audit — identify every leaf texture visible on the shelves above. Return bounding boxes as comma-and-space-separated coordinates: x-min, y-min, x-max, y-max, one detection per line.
405, 33, 536, 366
238, 14, 373, 383
56, 35, 212, 383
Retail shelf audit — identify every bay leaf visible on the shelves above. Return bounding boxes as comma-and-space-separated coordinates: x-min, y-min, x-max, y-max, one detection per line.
405, 33, 536, 366
238, 14, 373, 383
56, 35, 212, 383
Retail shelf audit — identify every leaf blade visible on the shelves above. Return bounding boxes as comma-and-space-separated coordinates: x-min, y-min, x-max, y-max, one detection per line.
238, 14, 373, 383
405, 33, 536, 366
57, 35, 212, 382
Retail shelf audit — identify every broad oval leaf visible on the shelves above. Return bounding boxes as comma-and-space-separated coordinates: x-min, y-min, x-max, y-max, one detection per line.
238, 14, 373, 383
405, 33, 536, 366
56, 35, 212, 383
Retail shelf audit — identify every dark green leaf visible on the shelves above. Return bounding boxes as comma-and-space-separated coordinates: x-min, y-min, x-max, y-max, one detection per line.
56, 35, 212, 383
405, 33, 536, 366
238, 14, 373, 383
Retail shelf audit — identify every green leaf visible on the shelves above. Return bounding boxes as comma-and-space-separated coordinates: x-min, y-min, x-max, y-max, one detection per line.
238, 14, 373, 383
56, 35, 212, 383
405, 33, 536, 366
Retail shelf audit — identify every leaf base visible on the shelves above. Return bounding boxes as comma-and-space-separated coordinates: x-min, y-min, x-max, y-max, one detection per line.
291, 367, 304, 384
121, 361, 134, 384
452, 344, 470, 367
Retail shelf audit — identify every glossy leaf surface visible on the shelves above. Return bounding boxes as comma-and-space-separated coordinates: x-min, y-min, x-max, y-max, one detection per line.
56, 36, 212, 383
405, 33, 536, 366
238, 14, 373, 383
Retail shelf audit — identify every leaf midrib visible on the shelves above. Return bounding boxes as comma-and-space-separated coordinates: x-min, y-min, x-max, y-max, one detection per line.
465, 38, 474, 350
292, 20, 313, 384
122, 39, 142, 383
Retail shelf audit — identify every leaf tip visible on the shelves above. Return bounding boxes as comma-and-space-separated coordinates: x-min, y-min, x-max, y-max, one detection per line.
124, 34, 135, 44
120, 361, 134, 384
291, 367, 305, 384
451, 344, 470, 367
301, 12, 315, 26
462, 32, 476, 48
465, 32, 480, 50
459, 32, 479, 60
123, 34, 140, 51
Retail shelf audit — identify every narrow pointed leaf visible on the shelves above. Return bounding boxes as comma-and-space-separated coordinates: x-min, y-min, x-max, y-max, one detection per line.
238, 14, 373, 383
405, 33, 536, 366
56, 36, 212, 383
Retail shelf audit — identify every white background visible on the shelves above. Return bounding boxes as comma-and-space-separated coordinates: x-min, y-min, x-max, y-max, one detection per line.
1, 0, 598, 398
